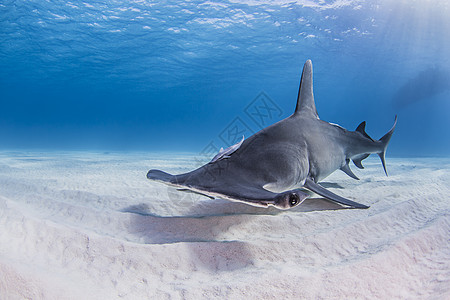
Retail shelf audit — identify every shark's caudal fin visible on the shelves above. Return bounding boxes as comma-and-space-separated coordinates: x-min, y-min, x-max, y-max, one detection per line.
378, 116, 398, 176
352, 117, 397, 175
294, 60, 319, 118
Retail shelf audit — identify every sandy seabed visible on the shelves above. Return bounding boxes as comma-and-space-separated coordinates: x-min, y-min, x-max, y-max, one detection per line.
0, 151, 448, 299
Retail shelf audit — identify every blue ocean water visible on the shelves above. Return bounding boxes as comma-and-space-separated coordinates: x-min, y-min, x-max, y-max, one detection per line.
1, 0, 449, 156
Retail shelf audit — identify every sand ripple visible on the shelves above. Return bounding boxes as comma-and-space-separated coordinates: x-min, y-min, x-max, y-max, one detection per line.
0, 152, 449, 299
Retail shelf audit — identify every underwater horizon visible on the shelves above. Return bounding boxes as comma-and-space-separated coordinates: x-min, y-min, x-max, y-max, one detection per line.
1, 0, 449, 156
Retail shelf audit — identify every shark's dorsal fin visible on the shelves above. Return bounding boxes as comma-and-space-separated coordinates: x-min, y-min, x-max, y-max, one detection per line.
294, 60, 318, 118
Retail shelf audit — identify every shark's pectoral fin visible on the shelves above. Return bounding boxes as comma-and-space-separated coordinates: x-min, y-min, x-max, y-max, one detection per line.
340, 159, 360, 180
304, 178, 369, 209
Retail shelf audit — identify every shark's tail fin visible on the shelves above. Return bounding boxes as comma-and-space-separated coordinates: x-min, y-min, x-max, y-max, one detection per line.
377, 115, 398, 176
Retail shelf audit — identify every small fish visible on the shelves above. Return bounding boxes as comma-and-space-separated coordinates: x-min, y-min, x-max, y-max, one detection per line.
210, 136, 245, 163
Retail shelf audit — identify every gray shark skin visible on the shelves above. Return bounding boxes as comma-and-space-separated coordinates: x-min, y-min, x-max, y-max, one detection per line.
147, 60, 397, 210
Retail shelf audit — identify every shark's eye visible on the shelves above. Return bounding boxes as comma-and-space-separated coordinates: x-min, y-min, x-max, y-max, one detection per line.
289, 193, 299, 206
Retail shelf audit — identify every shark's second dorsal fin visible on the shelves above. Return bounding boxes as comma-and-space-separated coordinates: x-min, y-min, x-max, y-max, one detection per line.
294, 60, 318, 119
355, 121, 374, 142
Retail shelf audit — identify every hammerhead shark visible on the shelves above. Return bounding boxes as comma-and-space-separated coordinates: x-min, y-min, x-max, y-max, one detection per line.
147, 60, 397, 209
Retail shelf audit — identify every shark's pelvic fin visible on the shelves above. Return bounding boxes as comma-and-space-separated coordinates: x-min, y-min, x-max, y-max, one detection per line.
378, 115, 398, 176
294, 60, 318, 119
304, 178, 369, 209
340, 159, 360, 180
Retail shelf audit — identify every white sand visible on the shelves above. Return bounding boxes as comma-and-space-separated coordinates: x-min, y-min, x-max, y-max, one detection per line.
0, 151, 449, 299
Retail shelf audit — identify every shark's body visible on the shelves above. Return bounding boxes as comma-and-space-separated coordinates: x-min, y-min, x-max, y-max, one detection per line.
147, 60, 396, 209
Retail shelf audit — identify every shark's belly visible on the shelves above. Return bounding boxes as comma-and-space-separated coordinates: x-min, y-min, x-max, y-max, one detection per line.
307, 143, 346, 182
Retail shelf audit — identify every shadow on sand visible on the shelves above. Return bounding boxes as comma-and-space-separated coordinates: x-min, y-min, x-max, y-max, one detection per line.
123, 190, 345, 271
